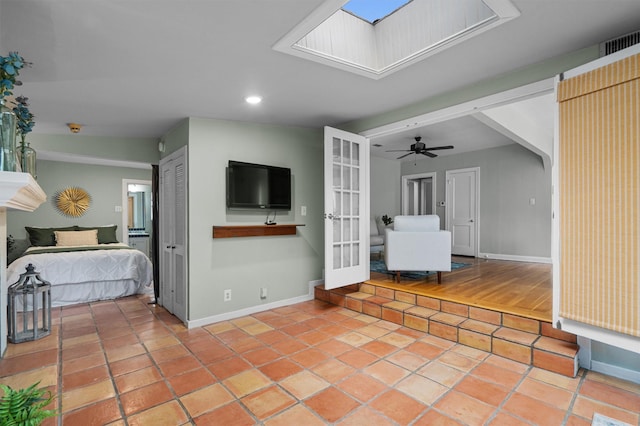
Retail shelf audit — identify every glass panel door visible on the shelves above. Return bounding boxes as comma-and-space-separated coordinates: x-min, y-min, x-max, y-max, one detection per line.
324, 127, 369, 290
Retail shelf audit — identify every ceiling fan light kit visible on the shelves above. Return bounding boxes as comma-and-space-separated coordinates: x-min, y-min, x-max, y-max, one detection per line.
386, 136, 454, 159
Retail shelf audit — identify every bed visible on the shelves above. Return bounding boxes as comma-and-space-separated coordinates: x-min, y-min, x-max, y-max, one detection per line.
7, 225, 154, 309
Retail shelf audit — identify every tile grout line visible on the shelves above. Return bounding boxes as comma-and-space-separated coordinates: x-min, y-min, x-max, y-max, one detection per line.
561, 368, 588, 426
126, 298, 197, 424
483, 362, 534, 426
94, 301, 130, 426
54, 308, 63, 426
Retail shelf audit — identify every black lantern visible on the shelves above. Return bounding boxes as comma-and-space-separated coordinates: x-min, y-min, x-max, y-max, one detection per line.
8, 263, 51, 343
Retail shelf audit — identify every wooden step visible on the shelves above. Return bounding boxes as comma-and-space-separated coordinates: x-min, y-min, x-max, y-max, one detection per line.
315, 283, 579, 377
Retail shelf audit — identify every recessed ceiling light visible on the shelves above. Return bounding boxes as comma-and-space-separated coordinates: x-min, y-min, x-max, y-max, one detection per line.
245, 96, 262, 105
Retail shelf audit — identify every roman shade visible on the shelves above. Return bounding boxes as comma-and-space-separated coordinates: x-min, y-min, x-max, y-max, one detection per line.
557, 52, 640, 338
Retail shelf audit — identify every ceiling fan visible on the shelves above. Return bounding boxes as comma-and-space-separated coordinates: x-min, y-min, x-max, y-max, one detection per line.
386, 136, 454, 159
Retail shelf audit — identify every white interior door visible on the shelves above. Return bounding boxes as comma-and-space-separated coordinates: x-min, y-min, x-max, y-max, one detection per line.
324, 126, 370, 290
446, 168, 478, 256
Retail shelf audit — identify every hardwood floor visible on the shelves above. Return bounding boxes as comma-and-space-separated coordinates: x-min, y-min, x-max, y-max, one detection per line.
367, 256, 552, 322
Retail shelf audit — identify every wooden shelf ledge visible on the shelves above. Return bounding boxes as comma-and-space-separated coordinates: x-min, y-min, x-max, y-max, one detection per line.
212, 224, 304, 238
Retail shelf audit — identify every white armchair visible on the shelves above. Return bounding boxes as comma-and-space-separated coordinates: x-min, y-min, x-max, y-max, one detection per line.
384, 215, 451, 284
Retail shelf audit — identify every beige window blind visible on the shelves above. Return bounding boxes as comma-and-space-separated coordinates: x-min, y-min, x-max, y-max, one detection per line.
557, 53, 639, 337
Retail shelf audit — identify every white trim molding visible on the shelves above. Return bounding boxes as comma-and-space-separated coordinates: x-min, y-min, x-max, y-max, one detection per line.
578, 336, 640, 384
478, 252, 552, 264
362, 79, 554, 139
186, 279, 322, 329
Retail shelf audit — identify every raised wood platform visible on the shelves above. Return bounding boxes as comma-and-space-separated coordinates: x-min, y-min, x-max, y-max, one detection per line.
369, 256, 552, 321
316, 258, 580, 377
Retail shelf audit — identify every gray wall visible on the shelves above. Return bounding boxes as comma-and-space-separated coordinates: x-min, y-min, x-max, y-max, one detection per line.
370, 156, 402, 229
185, 118, 324, 322
592, 341, 640, 372
8, 160, 152, 242
395, 144, 551, 258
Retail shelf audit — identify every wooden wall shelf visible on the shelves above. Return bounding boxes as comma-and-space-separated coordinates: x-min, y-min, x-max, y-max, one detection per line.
212, 224, 304, 238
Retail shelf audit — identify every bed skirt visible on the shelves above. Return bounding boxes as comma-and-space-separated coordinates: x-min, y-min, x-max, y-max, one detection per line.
15, 279, 153, 311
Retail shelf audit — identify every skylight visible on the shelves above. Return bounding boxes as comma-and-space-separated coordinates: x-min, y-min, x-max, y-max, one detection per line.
342, 0, 412, 24
273, 0, 521, 79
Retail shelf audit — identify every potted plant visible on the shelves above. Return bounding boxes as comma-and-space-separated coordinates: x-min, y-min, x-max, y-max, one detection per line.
381, 214, 394, 226
0, 381, 57, 425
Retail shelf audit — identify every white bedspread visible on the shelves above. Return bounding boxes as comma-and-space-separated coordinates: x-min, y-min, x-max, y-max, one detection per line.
7, 243, 153, 307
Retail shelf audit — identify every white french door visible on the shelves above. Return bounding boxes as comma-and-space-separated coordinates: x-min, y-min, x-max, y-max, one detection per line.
446, 168, 479, 256
323, 126, 370, 290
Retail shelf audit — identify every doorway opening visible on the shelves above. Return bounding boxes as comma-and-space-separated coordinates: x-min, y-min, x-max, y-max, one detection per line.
122, 179, 153, 259
402, 172, 436, 215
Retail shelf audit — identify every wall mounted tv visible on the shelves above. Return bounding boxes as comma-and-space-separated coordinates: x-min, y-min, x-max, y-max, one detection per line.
226, 161, 292, 210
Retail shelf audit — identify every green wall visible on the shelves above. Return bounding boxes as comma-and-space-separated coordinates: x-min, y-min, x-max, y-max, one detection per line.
161, 119, 190, 159
340, 46, 600, 134
8, 160, 152, 242
26, 133, 159, 164
185, 118, 324, 322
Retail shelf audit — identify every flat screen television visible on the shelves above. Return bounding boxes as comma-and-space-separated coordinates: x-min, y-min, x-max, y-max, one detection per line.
226, 161, 291, 210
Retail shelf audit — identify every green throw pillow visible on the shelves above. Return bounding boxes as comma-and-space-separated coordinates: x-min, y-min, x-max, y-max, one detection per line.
25, 226, 77, 246
76, 225, 118, 244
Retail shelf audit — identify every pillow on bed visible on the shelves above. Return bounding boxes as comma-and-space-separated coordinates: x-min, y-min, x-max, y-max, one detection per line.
26, 226, 77, 246
76, 225, 118, 244
55, 229, 98, 246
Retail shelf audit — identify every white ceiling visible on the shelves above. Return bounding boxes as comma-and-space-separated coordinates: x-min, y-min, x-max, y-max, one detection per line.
1, 0, 640, 160
371, 114, 517, 160
370, 92, 556, 161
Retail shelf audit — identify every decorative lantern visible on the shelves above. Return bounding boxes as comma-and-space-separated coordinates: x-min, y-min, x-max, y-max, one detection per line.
8, 263, 51, 343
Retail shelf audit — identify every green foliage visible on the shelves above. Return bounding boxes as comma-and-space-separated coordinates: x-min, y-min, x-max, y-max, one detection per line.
12, 96, 35, 136
381, 214, 394, 226
0, 382, 57, 426
0, 52, 30, 99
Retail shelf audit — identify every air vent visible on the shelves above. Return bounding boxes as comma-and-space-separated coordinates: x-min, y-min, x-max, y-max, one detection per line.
600, 30, 640, 57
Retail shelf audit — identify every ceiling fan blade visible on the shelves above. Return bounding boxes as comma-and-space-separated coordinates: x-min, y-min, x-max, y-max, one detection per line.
423, 145, 454, 151
420, 151, 437, 158
386, 149, 411, 152
397, 152, 414, 159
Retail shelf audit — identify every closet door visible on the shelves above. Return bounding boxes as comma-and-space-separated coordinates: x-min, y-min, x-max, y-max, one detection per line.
159, 146, 188, 322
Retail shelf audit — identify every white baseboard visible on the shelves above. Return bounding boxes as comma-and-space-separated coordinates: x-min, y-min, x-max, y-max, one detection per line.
186, 279, 323, 329
478, 252, 552, 264
591, 360, 640, 385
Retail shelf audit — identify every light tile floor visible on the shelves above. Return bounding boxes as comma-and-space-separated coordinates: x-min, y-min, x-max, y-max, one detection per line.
0, 295, 639, 425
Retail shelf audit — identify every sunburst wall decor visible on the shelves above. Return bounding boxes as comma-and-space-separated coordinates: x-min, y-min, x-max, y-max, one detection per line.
55, 187, 91, 217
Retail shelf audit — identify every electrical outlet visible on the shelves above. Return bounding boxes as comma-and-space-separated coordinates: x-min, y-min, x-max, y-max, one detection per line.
260, 287, 268, 299
224, 289, 232, 302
